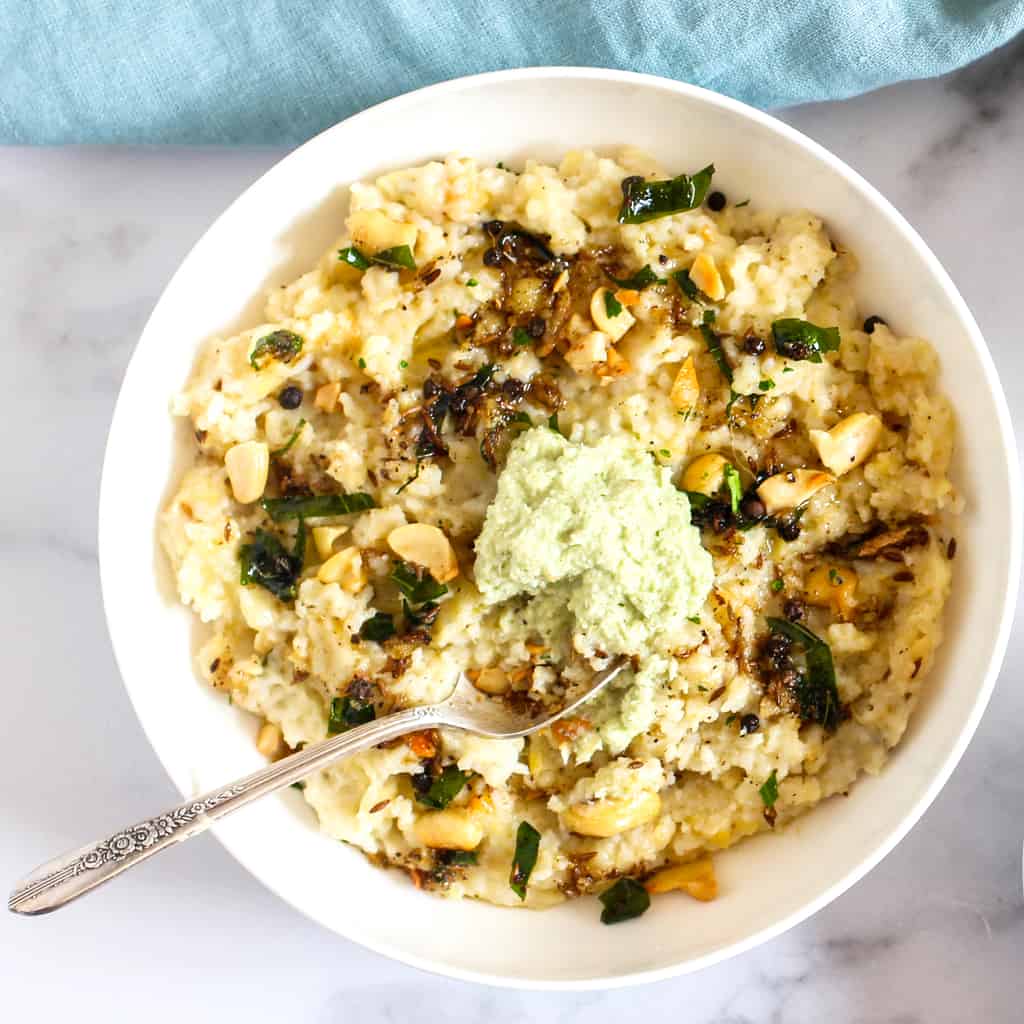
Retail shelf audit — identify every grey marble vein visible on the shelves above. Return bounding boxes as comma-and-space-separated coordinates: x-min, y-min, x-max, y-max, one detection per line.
2, 43, 1023, 1024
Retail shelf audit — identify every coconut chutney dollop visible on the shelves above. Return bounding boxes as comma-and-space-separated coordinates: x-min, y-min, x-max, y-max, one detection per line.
474, 427, 713, 658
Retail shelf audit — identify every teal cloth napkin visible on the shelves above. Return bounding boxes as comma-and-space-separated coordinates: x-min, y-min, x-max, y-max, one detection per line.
2, 0, 1022, 144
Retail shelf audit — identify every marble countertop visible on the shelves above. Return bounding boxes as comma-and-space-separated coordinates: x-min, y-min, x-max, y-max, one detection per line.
3, 40, 1023, 1021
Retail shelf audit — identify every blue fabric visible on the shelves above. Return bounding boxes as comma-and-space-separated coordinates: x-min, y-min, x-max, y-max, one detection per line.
2, 1, 1022, 144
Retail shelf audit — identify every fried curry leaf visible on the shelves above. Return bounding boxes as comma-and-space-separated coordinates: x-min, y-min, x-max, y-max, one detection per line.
618, 165, 715, 224
359, 612, 397, 643
270, 418, 306, 457
372, 245, 416, 271
699, 321, 733, 385
437, 849, 478, 867
765, 617, 841, 730
672, 268, 705, 302
390, 561, 448, 605
239, 528, 303, 602
603, 289, 624, 319
261, 492, 376, 521
250, 329, 304, 371
606, 264, 665, 290
759, 769, 779, 807
327, 695, 376, 734
771, 319, 841, 363
337, 246, 371, 271
509, 821, 541, 900
723, 464, 742, 515
416, 764, 468, 809
599, 878, 651, 924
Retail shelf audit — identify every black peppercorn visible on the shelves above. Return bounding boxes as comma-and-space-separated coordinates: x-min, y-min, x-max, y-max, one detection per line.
708, 503, 731, 534
863, 315, 887, 334
739, 713, 760, 736
526, 316, 546, 338
743, 335, 766, 356
482, 248, 503, 267
783, 598, 805, 622
707, 191, 727, 212
763, 632, 794, 669
739, 494, 766, 521
778, 517, 802, 542
277, 385, 303, 410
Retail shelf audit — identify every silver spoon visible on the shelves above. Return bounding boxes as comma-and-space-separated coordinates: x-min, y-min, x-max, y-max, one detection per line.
9, 658, 627, 916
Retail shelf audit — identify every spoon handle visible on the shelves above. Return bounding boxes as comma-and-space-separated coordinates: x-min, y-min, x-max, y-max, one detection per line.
9, 705, 443, 916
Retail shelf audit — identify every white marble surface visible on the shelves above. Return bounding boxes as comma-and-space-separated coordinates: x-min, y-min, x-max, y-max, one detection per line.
3, 43, 1024, 1021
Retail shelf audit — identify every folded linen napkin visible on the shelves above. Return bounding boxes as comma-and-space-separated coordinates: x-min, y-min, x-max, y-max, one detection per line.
1, 0, 1022, 144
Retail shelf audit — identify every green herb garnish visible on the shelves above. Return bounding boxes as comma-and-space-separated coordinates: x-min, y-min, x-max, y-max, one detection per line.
359, 612, 396, 642
327, 695, 376, 734
770, 579, 784, 593
607, 265, 665, 290
512, 327, 533, 347
390, 561, 448, 604
396, 461, 422, 495
765, 617, 841, 730
700, 320, 733, 387
759, 769, 779, 807
509, 820, 541, 900
337, 246, 371, 271
758, 379, 775, 392
548, 412, 564, 436
239, 526, 305, 602
261, 492, 376, 521
735, 199, 751, 208
687, 615, 701, 624
440, 849, 478, 866
466, 277, 478, 287
510, 411, 533, 427
250, 330, 304, 371
723, 463, 742, 515
829, 568, 843, 585
603, 289, 624, 319
599, 878, 651, 925
771, 319, 841, 363
416, 764, 468, 809
372, 245, 416, 271
618, 165, 715, 224
672, 268, 705, 303
270, 418, 306, 457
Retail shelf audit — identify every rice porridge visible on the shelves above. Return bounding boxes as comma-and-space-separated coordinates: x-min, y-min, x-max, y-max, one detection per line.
160, 149, 957, 918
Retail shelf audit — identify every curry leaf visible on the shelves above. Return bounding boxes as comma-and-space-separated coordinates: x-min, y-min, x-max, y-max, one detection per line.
509, 821, 541, 900
372, 245, 416, 271
416, 764, 468, 809
250, 330, 304, 371
337, 246, 371, 271
270, 418, 306, 457
261, 493, 376, 521
390, 561, 448, 605
759, 769, 779, 807
359, 612, 396, 642
239, 529, 303, 602
618, 165, 715, 224
327, 695, 376, 734
606, 265, 665, 290
771, 319, 841, 363
765, 617, 842, 730
599, 878, 651, 924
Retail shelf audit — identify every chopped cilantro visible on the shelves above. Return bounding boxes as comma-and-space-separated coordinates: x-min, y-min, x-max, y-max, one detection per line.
770, 579, 784, 593
416, 764, 468, 809
758, 379, 775, 392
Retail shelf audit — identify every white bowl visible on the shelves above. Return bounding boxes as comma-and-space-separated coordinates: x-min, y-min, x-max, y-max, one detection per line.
99, 68, 1020, 988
